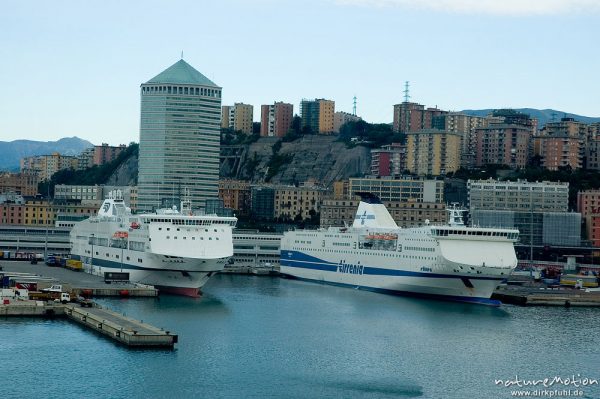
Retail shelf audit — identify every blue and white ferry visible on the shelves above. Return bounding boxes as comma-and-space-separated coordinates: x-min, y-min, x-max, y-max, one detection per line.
280, 193, 519, 305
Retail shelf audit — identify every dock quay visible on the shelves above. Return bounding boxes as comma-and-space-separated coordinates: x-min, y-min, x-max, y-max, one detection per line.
72, 287, 158, 297
221, 265, 280, 276
1, 301, 177, 347
493, 286, 600, 307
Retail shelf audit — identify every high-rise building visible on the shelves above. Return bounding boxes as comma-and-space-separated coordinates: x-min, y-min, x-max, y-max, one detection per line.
438, 113, 488, 168
221, 105, 232, 129
406, 130, 461, 176
20, 153, 78, 181
93, 143, 127, 166
137, 59, 222, 211
300, 99, 335, 134
221, 103, 254, 134
474, 124, 531, 168
392, 102, 447, 133
533, 118, 588, 171
260, 102, 293, 137
370, 143, 406, 177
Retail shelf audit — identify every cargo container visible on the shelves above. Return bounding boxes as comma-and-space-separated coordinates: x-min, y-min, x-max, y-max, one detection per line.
65, 259, 83, 271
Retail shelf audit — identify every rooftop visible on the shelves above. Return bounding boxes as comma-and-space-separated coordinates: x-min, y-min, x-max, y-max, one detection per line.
144, 60, 218, 87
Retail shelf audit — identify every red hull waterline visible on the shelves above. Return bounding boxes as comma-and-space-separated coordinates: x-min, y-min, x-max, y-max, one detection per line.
156, 286, 201, 298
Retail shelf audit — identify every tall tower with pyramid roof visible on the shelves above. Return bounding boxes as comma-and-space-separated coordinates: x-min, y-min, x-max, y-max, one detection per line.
137, 60, 222, 211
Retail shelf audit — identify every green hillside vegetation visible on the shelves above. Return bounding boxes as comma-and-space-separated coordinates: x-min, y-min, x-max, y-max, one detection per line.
39, 143, 138, 197
338, 120, 404, 148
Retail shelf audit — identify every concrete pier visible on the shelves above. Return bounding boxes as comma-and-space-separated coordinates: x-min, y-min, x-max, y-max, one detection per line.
72, 287, 158, 297
1, 302, 177, 347
0, 302, 64, 316
493, 287, 600, 307
65, 304, 177, 347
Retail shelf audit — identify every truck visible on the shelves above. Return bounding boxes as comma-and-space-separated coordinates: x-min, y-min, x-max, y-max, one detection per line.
28, 291, 71, 303
1, 288, 30, 303
65, 259, 83, 272
45, 255, 58, 266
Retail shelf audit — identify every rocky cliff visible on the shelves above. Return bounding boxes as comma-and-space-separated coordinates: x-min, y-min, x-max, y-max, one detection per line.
110, 135, 371, 186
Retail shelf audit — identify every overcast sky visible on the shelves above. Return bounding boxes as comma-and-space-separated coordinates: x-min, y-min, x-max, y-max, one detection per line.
1, 0, 598, 145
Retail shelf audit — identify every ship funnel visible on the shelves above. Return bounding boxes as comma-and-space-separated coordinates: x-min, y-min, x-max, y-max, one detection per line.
352, 192, 398, 229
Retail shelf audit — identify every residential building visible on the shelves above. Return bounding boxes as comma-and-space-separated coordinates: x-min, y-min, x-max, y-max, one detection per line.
370, 143, 406, 177
22, 198, 55, 227
474, 124, 531, 168
260, 102, 293, 137
406, 130, 461, 176
77, 148, 94, 170
221, 103, 254, 134
274, 186, 325, 220
534, 118, 588, 170
93, 143, 127, 166
300, 99, 335, 134
348, 178, 444, 203
320, 199, 446, 228
333, 111, 361, 133
20, 153, 78, 181
219, 179, 251, 215
392, 102, 447, 133
137, 59, 222, 211
0, 172, 39, 196
468, 179, 569, 213
576, 190, 600, 246
221, 105, 232, 129
332, 180, 350, 200
586, 139, 600, 170
438, 113, 488, 168
0, 194, 25, 225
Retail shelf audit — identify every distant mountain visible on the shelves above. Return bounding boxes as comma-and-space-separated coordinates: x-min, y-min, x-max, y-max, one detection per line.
460, 108, 600, 127
0, 137, 93, 171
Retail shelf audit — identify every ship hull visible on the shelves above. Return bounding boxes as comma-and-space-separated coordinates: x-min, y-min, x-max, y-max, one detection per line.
71, 253, 225, 297
280, 251, 506, 306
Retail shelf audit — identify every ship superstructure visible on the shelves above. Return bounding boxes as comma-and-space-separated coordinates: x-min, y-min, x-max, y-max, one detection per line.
280, 193, 519, 305
70, 190, 237, 296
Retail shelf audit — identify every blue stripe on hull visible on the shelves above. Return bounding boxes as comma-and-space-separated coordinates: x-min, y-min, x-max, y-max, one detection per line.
283, 274, 502, 307
280, 250, 506, 282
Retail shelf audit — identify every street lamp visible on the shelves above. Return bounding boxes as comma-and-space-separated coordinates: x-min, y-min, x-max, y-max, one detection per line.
90, 233, 95, 275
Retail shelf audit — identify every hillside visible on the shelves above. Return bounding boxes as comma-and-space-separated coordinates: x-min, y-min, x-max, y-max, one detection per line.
0, 137, 93, 171
461, 108, 600, 127
221, 135, 371, 185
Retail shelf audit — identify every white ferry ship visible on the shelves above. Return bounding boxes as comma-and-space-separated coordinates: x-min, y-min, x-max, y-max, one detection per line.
280, 193, 519, 305
70, 191, 237, 296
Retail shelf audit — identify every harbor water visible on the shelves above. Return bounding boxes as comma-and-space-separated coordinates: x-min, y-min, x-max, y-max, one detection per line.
2, 275, 599, 398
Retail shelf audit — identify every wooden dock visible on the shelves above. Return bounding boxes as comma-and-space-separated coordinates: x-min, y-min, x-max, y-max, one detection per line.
1, 302, 177, 347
